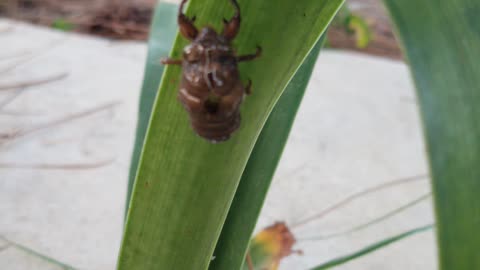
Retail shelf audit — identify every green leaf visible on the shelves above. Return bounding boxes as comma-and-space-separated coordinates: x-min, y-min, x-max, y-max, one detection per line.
126, 3, 179, 213
210, 34, 326, 270
310, 224, 434, 270
382, 0, 480, 269
119, 1, 344, 270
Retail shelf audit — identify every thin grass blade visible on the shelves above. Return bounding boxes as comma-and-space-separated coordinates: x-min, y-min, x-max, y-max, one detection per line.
310, 224, 434, 270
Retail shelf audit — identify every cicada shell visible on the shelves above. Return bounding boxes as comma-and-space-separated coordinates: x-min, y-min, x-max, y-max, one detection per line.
162, 0, 261, 143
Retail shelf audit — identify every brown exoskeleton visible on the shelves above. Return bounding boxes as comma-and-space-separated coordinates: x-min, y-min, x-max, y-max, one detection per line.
162, 0, 261, 143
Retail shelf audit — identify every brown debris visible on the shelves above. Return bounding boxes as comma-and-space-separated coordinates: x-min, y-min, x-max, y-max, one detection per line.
76, 2, 152, 41
0, 158, 114, 170
255, 222, 299, 260
0, 72, 68, 91
0, 0, 402, 59
0, 101, 122, 142
270, 222, 297, 258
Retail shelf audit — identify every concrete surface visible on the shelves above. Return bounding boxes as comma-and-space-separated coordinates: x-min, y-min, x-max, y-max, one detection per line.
0, 19, 436, 270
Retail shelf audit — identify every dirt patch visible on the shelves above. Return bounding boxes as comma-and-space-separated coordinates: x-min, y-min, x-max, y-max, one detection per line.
0, 0, 402, 59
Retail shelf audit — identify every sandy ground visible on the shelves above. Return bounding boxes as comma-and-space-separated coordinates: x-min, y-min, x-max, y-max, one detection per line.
0, 20, 436, 269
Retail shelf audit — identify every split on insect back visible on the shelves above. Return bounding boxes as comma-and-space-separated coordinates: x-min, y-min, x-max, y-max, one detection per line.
162, 0, 262, 143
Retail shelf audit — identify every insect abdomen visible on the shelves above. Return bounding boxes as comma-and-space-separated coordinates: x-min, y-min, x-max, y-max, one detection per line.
178, 82, 244, 143
191, 111, 241, 143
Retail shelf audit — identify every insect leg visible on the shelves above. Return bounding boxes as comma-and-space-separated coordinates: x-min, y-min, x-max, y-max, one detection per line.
237, 46, 262, 62
178, 0, 198, 40
223, 0, 241, 40
161, 58, 182, 65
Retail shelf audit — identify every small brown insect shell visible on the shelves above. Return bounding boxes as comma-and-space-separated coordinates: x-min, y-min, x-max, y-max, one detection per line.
178, 27, 245, 142
161, 0, 261, 143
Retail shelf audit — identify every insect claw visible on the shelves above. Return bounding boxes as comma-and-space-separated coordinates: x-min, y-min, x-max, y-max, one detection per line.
178, 0, 198, 40
222, 0, 241, 40
237, 46, 262, 62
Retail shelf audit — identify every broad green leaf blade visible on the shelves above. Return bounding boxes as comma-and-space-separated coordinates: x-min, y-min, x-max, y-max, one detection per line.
126, 3, 178, 209
210, 37, 325, 270
382, 1, 480, 269
118, 1, 344, 269
311, 224, 434, 270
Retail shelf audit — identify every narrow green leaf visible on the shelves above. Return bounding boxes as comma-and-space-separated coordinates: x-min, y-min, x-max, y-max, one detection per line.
210, 34, 326, 270
126, 3, 178, 209
383, 1, 480, 269
119, 1, 344, 270
310, 224, 434, 270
